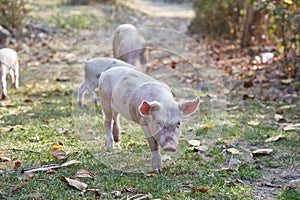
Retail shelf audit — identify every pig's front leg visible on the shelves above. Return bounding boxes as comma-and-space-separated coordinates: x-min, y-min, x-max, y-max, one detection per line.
142, 126, 162, 173
9, 68, 15, 88
88, 84, 98, 107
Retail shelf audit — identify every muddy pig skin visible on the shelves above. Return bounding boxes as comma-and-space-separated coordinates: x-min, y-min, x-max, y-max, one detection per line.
113, 24, 147, 67
98, 67, 200, 172
0, 48, 19, 99
77, 57, 134, 107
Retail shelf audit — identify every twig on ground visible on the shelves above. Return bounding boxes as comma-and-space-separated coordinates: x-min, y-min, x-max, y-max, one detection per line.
127, 193, 153, 200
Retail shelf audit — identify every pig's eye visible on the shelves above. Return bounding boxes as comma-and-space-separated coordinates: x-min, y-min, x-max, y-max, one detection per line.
157, 121, 164, 127
176, 121, 181, 128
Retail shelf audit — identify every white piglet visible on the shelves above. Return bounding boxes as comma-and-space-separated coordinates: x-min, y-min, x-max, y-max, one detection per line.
113, 24, 147, 67
78, 57, 134, 107
0, 48, 19, 99
99, 67, 200, 173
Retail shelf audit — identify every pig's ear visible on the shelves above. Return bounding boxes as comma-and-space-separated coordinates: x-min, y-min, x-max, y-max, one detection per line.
139, 101, 160, 116
179, 97, 200, 116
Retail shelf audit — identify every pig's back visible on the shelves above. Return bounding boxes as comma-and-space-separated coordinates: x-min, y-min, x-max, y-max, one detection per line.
113, 24, 144, 58
0, 48, 18, 67
101, 66, 171, 121
85, 57, 132, 76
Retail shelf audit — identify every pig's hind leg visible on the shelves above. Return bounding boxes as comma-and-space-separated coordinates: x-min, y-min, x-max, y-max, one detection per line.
87, 83, 98, 107
77, 82, 87, 107
112, 112, 120, 142
9, 68, 15, 88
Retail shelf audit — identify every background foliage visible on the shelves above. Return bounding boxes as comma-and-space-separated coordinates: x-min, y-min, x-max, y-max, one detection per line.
0, 0, 29, 32
189, 0, 299, 77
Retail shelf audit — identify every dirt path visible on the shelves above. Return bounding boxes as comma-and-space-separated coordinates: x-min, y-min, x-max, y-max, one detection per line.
119, 0, 195, 18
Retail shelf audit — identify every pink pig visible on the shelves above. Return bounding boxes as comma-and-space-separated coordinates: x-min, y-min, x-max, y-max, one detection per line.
98, 67, 200, 173
113, 24, 147, 66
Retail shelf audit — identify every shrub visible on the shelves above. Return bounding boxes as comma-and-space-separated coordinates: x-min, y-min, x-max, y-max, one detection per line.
0, 0, 29, 32
189, 0, 242, 39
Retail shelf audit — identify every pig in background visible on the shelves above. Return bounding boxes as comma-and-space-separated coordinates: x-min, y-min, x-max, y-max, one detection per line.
77, 57, 134, 107
98, 66, 200, 173
0, 48, 19, 99
113, 24, 148, 68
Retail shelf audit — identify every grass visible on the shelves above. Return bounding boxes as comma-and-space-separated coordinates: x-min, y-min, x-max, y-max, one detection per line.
1, 70, 299, 199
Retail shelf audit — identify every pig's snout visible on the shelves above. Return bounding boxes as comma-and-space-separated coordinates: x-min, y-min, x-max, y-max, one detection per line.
162, 137, 177, 152
162, 145, 176, 152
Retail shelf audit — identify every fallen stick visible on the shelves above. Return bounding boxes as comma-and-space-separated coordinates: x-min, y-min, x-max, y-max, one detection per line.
21, 164, 60, 174
127, 193, 153, 200
21, 160, 81, 174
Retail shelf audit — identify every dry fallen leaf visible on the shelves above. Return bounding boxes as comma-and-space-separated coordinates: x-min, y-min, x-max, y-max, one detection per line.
283, 123, 300, 131
56, 77, 70, 82
193, 145, 209, 152
42, 119, 54, 123
111, 190, 121, 197
274, 114, 286, 122
51, 88, 63, 93
0, 157, 11, 162
25, 83, 40, 89
81, 188, 100, 197
56, 127, 67, 134
45, 169, 56, 175
265, 135, 286, 143
281, 78, 293, 85
247, 120, 260, 126
192, 187, 208, 193
203, 125, 212, 130
52, 143, 63, 150
251, 149, 273, 157
226, 148, 240, 155
278, 105, 295, 110
243, 94, 255, 100
243, 80, 254, 88
61, 176, 87, 191
187, 139, 201, 147
24, 99, 33, 103
73, 169, 94, 179
14, 160, 22, 169
51, 149, 67, 160
141, 171, 156, 177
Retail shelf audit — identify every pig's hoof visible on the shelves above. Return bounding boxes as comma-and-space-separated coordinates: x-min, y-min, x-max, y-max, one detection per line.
106, 145, 113, 152
152, 161, 162, 173
107, 145, 113, 152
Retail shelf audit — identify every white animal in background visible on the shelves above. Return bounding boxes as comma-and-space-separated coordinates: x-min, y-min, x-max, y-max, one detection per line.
113, 24, 147, 67
0, 48, 19, 99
